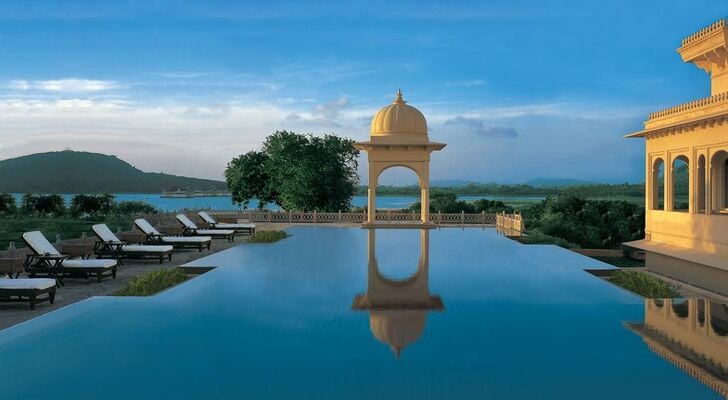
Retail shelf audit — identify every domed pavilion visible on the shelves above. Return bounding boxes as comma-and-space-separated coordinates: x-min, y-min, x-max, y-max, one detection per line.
355, 90, 446, 226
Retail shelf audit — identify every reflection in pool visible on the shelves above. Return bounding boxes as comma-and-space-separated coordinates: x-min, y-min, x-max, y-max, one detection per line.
628, 298, 728, 397
352, 229, 443, 359
0, 227, 725, 399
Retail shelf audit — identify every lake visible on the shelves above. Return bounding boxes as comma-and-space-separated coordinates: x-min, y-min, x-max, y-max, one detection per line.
11, 193, 545, 212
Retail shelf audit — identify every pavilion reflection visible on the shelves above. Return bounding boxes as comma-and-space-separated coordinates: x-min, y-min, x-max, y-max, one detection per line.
352, 229, 444, 359
628, 298, 728, 397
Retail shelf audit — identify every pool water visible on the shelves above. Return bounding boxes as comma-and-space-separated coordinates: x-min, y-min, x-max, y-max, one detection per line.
0, 227, 724, 399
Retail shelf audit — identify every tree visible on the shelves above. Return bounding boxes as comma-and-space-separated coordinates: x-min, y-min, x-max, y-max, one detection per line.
0, 193, 17, 216
70, 193, 115, 217
225, 131, 360, 211
225, 151, 276, 209
21, 193, 65, 217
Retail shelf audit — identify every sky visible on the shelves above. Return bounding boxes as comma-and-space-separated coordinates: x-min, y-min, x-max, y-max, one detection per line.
0, 1, 726, 185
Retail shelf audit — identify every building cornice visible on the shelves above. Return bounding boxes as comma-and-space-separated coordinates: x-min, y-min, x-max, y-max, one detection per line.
624, 110, 728, 140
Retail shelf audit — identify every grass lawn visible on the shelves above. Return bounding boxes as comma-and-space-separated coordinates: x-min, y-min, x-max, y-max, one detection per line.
248, 230, 288, 243
593, 256, 645, 268
115, 268, 189, 296
0, 215, 134, 249
608, 270, 680, 298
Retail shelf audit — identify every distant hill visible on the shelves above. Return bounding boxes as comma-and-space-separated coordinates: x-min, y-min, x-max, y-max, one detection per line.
431, 179, 475, 187
524, 178, 594, 187
0, 151, 227, 193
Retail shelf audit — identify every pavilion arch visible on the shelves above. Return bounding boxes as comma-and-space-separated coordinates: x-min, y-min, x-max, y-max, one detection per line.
672, 155, 689, 211
650, 157, 665, 210
710, 150, 728, 213
372, 163, 425, 189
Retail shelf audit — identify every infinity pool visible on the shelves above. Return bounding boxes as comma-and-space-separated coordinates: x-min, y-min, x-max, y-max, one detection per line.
0, 227, 725, 399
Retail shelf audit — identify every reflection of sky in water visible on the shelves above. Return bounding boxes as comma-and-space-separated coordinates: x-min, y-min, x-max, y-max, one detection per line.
0, 227, 722, 399
11, 194, 545, 212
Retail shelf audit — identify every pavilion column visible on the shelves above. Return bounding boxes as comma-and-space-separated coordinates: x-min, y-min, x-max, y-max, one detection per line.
697, 157, 706, 213
421, 186, 430, 223
368, 187, 376, 223
704, 158, 711, 214
367, 164, 377, 223
665, 157, 673, 211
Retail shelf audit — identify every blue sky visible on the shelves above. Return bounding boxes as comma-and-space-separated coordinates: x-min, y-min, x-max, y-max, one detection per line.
0, 1, 725, 184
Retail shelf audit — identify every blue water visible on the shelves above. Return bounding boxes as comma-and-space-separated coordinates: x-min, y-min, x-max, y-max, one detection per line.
0, 227, 720, 399
11, 193, 544, 212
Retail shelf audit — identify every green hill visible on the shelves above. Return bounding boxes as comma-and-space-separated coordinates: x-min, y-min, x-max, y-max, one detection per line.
0, 151, 227, 193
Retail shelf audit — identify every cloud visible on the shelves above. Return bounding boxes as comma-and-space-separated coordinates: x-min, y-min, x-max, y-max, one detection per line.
6, 79, 118, 92
443, 116, 518, 138
313, 96, 350, 119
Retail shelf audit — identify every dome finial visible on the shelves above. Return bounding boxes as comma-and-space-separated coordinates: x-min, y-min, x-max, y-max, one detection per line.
393, 89, 405, 104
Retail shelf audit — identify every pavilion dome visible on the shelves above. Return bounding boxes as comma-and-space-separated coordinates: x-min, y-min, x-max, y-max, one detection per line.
370, 90, 428, 137
369, 310, 426, 359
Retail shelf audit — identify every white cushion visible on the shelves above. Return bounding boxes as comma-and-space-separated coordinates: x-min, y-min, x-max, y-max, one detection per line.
196, 229, 234, 235
62, 259, 117, 269
215, 223, 255, 229
176, 214, 198, 229
134, 219, 161, 235
161, 236, 212, 243
92, 224, 119, 242
0, 278, 56, 290
121, 244, 173, 253
198, 211, 216, 224
22, 231, 60, 256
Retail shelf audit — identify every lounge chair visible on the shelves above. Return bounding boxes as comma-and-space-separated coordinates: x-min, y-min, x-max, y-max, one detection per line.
134, 219, 212, 252
0, 278, 56, 310
176, 214, 235, 242
92, 224, 174, 264
198, 211, 256, 235
22, 231, 117, 286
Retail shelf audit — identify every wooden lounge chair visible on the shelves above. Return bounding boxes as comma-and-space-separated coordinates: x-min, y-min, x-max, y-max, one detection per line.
92, 224, 174, 264
0, 278, 56, 310
134, 219, 212, 252
176, 214, 235, 242
22, 231, 117, 286
198, 211, 256, 235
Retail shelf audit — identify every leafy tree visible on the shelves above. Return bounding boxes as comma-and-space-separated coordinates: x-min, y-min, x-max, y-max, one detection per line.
522, 195, 645, 249
113, 201, 158, 215
21, 193, 65, 217
408, 190, 514, 213
0, 193, 17, 216
70, 193, 115, 217
225, 151, 276, 209
226, 131, 359, 212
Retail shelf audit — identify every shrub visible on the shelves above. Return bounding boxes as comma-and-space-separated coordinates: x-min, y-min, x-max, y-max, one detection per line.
609, 270, 680, 298
0, 193, 17, 216
248, 230, 288, 243
520, 229, 580, 248
113, 201, 158, 215
70, 193, 115, 217
115, 269, 189, 296
21, 193, 65, 217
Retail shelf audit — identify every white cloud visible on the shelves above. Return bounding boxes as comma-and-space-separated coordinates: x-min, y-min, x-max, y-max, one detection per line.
313, 96, 350, 119
0, 89, 648, 184
443, 116, 518, 138
6, 79, 118, 93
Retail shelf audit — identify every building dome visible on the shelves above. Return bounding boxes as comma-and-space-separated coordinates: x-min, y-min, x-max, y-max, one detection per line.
369, 310, 426, 359
370, 90, 427, 137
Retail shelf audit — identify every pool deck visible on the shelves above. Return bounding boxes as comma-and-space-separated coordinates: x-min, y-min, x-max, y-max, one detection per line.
0, 225, 293, 330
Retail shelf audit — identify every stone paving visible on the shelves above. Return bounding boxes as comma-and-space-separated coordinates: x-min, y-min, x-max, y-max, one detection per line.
0, 235, 244, 330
